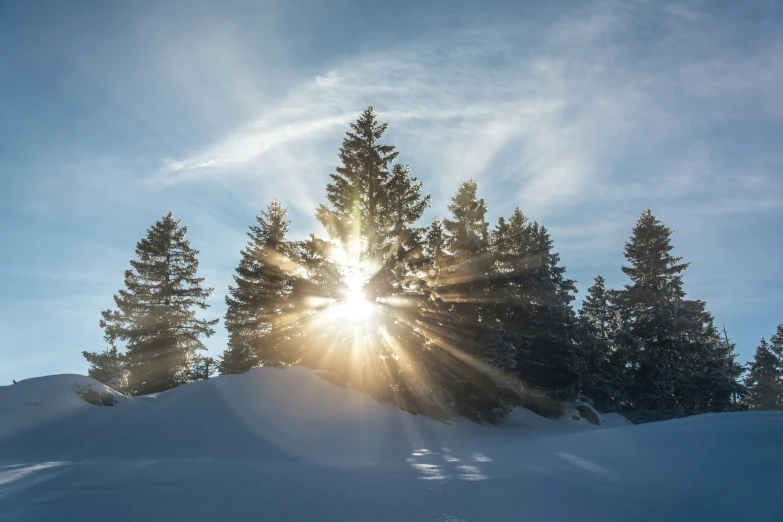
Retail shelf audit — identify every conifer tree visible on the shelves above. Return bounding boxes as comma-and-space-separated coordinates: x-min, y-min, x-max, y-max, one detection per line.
436, 182, 529, 421
616, 210, 689, 417
744, 332, 783, 410
82, 345, 128, 392
770, 323, 783, 360
189, 355, 217, 381
514, 223, 578, 398
384, 163, 430, 281
100, 213, 217, 396
707, 326, 746, 410
440, 180, 491, 363
315, 106, 399, 255
423, 217, 448, 286
616, 209, 742, 420
580, 276, 614, 339
221, 198, 298, 374
441, 180, 491, 325
576, 276, 625, 411
311, 108, 454, 417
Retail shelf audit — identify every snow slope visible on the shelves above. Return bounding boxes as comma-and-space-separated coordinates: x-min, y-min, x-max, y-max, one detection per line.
1, 367, 781, 522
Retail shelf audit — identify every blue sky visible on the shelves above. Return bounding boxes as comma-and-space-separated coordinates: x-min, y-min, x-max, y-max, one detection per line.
1, 0, 781, 384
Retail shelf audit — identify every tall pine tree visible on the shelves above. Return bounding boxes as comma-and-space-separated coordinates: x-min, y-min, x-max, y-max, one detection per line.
315, 106, 399, 257
311, 107, 456, 418
221, 198, 299, 374
616, 209, 742, 420
100, 213, 217, 396
514, 223, 578, 398
435, 183, 527, 422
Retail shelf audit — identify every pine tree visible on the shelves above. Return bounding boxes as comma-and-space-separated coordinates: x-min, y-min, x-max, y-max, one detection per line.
423, 217, 448, 286
100, 213, 217, 396
580, 276, 613, 339
315, 106, 399, 254
744, 330, 783, 410
384, 163, 430, 281
709, 326, 746, 410
615, 210, 688, 417
221, 198, 299, 374
770, 323, 783, 359
434, 182, 530, 422
82, 345, 128, 393
310, 108, 456, 418
576, 276, 626, 411
441, 180, 491, 329
485, 208, 534, 385
514, 223, 578, 398
189, 355, 217, 381
616, 209, 742, 420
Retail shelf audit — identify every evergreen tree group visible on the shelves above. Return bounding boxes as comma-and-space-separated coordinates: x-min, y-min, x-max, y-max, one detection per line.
576, 211, 745, 421
83, 107, 768, 422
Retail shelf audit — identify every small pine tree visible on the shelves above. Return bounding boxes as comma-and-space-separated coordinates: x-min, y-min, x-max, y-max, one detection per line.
100, 212, 218, 396
423, 217, 448, 286
770, 323, 783, 359
82, 345, 128, 393
189, 355, 217, 381
580, 276, 614, 339
744, 333, 783, 410
576, 276, 626, 411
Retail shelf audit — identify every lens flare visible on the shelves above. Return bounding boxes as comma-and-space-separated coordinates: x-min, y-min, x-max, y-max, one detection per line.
339, 270, 372, 320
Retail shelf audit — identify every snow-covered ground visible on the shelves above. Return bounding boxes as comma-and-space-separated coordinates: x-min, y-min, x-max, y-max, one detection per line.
1, 367, 781, 521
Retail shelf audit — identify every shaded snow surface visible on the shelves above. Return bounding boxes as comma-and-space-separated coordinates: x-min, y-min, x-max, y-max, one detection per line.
1, 366, 781, 521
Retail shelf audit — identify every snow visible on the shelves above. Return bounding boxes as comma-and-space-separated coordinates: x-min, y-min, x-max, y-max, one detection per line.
1, 367, 782, 521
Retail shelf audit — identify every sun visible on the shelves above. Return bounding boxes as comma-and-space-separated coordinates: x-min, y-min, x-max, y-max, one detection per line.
339, 271, 373, 320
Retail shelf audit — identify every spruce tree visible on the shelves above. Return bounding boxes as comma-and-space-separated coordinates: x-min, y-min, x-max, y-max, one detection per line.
744, 332, 783, 410
82, 345, 128, 392
486, 209, 579, 399
315, 106, 399, 254
100, 213, 217, 396
514, 223, 578, 398
616, 209, 742, 420
441, 180, 491, 325
221, 198, 298, 374
189, 355, 217, 381
384, 163, 430, 281
616, 210, 689, 417
311, 108, 454, 418
423, 217, 448, 286
435, 182, 527, 422
580, 276, 614, 339
770, 323, 783, 360
440, 181, 492, 367
708, 326, 746, 410
576, 276, 626, 411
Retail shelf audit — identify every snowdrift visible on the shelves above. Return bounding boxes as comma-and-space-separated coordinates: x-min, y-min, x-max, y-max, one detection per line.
1, 367, 781, 522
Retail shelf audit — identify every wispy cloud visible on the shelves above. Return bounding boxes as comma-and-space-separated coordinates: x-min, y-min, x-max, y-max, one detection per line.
156, 0, 781, 233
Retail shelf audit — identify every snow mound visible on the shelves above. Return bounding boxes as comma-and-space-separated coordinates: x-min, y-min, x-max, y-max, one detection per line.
2, 366, 781, 522
0, 374, 127, 439
1, 366, 610, 464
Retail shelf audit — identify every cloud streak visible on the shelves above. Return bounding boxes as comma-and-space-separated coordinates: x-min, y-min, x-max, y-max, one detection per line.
157, 0, 782, 230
